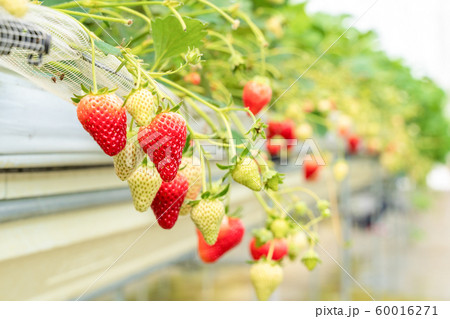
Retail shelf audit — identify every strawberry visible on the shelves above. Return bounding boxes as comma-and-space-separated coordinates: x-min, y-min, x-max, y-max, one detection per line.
249, 237, 288, 261
231, 157, 263, 191
332, 159, 348, 182
250, 261, 283, 301
127, 164, 162, 212
191, 199, 225, 245
184, 72, 201, 85
242, 77, 272, 115
279, 120, 295, 141
266, 138, 282, 156
318, 99, 333, 113
337, 115, 352, 137
267, 120, 296, 150
197, 216, 245, 263
113, 137, 145, 181
138, 112, 187, 182
302, 100, 315, 113
267, 119, 295, 140
301, 249, 321, 271
151, 173, 188, 229
179, 156, 202, 216
77, 93, 127, 156
287, 231, 308, 261
347, 134, 360, 154
303, 158, 320, 181
267, 120, 283, 138
269, 219, 289, 238
296, 123, 313, 140
125, 89, 156, 126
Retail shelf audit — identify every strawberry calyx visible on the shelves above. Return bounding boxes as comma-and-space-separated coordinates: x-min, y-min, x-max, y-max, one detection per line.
187, 183, 230, 208
252, 228, 274, 247
216, 146, 253, 176
71, 84, 117, 104
247, 118, 267, 141
246, 258, 281, 266
262, 169, 284, 191
251, 75, 271, 86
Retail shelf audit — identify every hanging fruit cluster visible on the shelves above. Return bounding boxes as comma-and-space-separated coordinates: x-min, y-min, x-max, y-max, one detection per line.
32, 0, 450, 300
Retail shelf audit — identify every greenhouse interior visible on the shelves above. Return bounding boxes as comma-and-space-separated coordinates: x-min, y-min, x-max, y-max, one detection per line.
1, 0, 450, 306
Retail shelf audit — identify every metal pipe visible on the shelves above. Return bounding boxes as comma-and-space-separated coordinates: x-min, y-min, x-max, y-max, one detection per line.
0, 188, 131, 223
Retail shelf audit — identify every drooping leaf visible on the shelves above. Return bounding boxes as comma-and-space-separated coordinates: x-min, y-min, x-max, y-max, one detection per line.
152, 16, 207, 62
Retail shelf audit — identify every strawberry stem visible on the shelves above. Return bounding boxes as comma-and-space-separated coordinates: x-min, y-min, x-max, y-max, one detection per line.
219, 112, 236, 161
196, 141, 207, 192
198, 0, 238, 27
277, 186, 321, 202
304, 216, 324, 229
254, 193, 272, 213
129, 118, 134, 132
56, 9, 132, 25
167, 5, 187, 32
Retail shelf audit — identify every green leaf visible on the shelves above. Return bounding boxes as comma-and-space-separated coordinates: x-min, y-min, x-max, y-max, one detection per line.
187, 199, 201, 207
216, 163, 232, 170
239, 147, 250, 159
152, 16, 207, 63
212, 184, 230, 199
169, 102, 182, 113
94, 39, 122, 57
201, 191, 211, 199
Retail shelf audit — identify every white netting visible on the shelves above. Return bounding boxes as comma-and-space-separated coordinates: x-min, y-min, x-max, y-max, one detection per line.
0, 4, 134, 102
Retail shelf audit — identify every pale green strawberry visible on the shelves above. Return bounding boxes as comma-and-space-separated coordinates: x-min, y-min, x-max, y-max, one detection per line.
127, 164, 162, 212
301, 249, 321, 271
231, 157, 263, 191
125, 89, 156, 126
250, 261, 283, 301
270, 219, 290, 238
190, 199, 225, 245
287, 231, 308, 261
113, 139, 145, 181
179, 156, 202, 216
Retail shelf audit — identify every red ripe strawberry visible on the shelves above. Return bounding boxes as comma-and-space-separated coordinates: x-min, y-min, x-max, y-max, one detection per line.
77, 94, 127, 156
242, 78, 272, 115
138, 112, 187, 182
267, 120, 296, 151
249, 237, 288, 261
151, 173, 188, 229
280, 120, 295, 141
267, 120, 283, 138
266, 138, 282, 156
184, 72, 201, 85
197, 216, 245, 263
267, 120, 295, 139
303, 158, 320, 181
347, 134, 360, 154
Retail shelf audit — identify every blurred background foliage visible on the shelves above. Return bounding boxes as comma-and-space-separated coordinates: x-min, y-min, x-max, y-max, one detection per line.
46, 0, 450, 182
